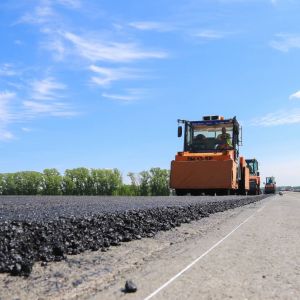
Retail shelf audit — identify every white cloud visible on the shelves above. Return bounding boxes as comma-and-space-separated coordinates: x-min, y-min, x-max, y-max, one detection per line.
56, 0, 81, 9
0, 130, 14, 140
21, 127, 32, 132
17, 2, 168, 98
218, 0, 279, 3
89, 65, 142, 86
289, 91, 300, 100
270, 34, 300, 52
0, 64, 18, 77
0, 91, 16, 140
129, 21, 174, 32
61, 31, 167, 63
0, 87, 76, 140
19, 2, 55, 25
25, 77, 75, 117
42, 37, 67, 61
251, 109, 300, 126
18, 0, 81, 24
193, 30, 229, 40
14, 40, 23, 45
102, 93, 136, 101
102, 89, 144, 102
23, 100, 76, 117
31, 77, 66, 100
0, 91, 15, 124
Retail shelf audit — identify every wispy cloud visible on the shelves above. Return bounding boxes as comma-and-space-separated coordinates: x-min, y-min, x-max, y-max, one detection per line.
129, 21, 174, 32
102, 89, 145, 103
0, 85, 76, 140
31, 77, 66, 100
0, 91, 16, 140
289, 91, 300, 100
0, 64, 18, 77
0, 131, 14, 140
42, 36, 67, 61
17, 2, 168, 103
18, 2, 55, 25
0, 91, 14, 124
18, 0, 81, 24
270, 34, 300, 52
25, 77, 76, 117
56, 0, 81, 9
252, 109, 300, 126
193, 29, 231, 40
61, 31, 168, 63
23, 100, 76, 117
41, 29, 166, 90
21, 127, 32, 132
14, 40, 23, 45
89, 65, 142, 87
218, 0, 278, 4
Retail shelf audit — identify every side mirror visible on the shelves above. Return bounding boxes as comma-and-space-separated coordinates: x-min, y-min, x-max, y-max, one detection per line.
263, 182, 265, 185
178, 126, 182, 137
257, 172, 260, 176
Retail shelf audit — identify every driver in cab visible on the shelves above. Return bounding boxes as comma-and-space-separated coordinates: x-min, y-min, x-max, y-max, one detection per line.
217, 127, 232, 149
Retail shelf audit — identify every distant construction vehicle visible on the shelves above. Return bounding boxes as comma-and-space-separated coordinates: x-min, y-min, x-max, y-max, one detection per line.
264, 176, 276, 194
246, 158, 261, 195
170, 116, 249, 195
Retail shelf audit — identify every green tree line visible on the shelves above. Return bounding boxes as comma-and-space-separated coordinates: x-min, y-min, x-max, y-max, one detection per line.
0, 168, 170, 196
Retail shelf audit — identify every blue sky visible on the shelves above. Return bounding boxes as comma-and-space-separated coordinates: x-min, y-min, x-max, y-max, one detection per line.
1, 0, 300, 186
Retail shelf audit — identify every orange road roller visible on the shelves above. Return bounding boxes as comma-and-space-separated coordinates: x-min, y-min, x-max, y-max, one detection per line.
170, 116, 250, 196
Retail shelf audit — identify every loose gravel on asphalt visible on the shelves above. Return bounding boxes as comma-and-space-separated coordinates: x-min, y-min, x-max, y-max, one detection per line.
0, 195, 267, 276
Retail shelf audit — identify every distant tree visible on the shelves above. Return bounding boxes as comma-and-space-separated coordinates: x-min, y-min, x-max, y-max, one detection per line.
14, 171, 44, 195
90, 169, 107, 195
89, 168, 122, 195
149, 168, 170, 196
139, 171, 151, 196
107, 169, 123, 195
62, 168, 90, 195
1, 173, 16, 195
117, 184, 137, 196
62, 169, 76, 195
0, 167, 171, 196
0, 174, 5, 195
42, 168, 63, 195
127, 172, 140, 196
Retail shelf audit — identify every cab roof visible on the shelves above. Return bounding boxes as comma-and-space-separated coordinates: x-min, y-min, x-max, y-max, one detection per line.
190, 118, 236, 126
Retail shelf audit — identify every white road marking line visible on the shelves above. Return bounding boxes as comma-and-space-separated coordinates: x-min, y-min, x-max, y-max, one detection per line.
143, 204, 267, 300
257, 207, 264, 212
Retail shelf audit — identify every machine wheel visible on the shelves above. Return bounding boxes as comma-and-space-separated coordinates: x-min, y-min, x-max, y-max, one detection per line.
175, 189, 187, 196
256, 185, 260, 195
238, 166, 249, 195
191, 190, 205, 196
190, 190, 198, 196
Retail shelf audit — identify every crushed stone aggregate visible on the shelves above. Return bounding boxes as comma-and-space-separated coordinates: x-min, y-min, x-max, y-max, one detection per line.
0, 195, 267, 276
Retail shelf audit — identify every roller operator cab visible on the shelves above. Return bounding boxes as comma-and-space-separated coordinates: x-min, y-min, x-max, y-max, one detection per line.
264, 176, 276, 194
246, 159, 261, 195
170, 116, 250, 196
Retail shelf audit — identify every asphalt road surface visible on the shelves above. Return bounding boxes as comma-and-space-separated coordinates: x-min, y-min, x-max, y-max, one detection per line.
0, 195, 263, 222
0, 195, 265, 277
1, 193, 299, 299
98, 192, 300, 299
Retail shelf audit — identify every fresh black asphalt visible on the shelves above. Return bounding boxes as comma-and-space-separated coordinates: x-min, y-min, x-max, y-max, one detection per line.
0, 195, 267, 276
